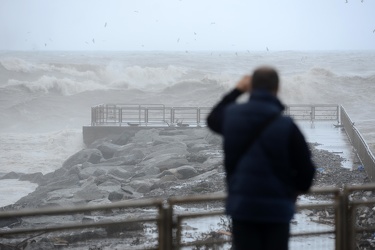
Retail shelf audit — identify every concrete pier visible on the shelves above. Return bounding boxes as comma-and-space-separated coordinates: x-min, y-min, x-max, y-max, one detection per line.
82, 125, 199, 146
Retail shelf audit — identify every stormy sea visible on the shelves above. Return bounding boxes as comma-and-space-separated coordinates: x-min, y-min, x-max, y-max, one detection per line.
1, 50, 375, 207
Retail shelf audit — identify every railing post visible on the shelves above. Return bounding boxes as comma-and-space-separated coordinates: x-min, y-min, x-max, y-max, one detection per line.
171, 108, 175, 124
138, 105, 141, 124
284, 105, 290, 116
91, 107, 95, 126
158, 203, 167, 250
119, 108, 122, 126
197, 108, 200, 125
164, 203, 174, 250
335, 189, 346, 250
145, 108, 149, 125
341, 186, 353, 250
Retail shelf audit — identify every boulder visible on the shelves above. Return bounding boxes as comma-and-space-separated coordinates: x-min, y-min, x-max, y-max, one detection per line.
129, 180, 155, 194
132, 128, 161, 143
0, 171, 20, 179
97, 142, 123, 159
187, 143, 210, 153
174, 166, 198, 179
96, 150, 144, 166
143, 142, 188, 160
107, 168, 133, 180
141, 153, 189, 172
158, 166, 197, 180
108, 191, 124, 202
62, 149, 103, 168
74, 183, 107, 201
19, 172, 44, 184
112, 130, 135, 145
155, 157, 189, 172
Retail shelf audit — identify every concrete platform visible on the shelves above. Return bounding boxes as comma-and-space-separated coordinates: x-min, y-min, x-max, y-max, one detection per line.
82, 125, 201, 146
296, 121, 357, 169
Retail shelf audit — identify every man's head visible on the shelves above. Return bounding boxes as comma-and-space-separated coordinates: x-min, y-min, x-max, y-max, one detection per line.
251, 66, 279, 95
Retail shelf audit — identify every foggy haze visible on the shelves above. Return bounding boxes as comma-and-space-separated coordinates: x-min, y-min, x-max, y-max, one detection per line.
1, 0, 375, 51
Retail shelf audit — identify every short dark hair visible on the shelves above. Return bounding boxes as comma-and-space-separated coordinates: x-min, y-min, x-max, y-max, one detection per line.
251, 67, 279, 93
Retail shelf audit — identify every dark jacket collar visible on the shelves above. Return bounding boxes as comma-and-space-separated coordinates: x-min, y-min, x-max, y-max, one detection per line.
249, 90, 285, 112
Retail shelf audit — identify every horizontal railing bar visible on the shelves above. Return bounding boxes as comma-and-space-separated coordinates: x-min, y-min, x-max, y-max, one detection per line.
345, 183, 375, 191
176, 238, 231, 248
169, 192, 226, 205
296, 202, 337, 210
0, 198, 164, 218
287, 104, 339, 107
309, 186, 341, 194
354, 227, 375, 233
0, 217, 159, 236
291, 229, 336, 237
176, 210, 225, 220
349, 200, 375, 206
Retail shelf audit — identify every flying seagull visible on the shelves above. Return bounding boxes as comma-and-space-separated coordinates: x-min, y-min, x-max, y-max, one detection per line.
104, 22, 107, 27
92, 39, 95, 44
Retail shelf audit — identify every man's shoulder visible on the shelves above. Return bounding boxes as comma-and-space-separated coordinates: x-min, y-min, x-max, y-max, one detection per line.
225, 101, 248, 113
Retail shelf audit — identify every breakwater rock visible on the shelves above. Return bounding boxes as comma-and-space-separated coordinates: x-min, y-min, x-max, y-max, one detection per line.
9, 128, 225, 209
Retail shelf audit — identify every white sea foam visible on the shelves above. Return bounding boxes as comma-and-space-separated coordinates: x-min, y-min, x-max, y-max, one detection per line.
0, 129, 83, 175
0, 57, 36, 73
5, 76, 106, 96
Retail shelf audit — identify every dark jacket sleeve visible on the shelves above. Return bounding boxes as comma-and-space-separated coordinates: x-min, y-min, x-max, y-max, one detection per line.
206, 89, 243, 134
289, 124, 316, 193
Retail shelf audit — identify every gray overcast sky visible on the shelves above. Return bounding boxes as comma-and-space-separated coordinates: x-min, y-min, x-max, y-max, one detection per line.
1, 0, 374, 51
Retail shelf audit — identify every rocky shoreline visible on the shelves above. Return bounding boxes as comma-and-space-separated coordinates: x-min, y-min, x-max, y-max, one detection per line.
0, 127, 372, 249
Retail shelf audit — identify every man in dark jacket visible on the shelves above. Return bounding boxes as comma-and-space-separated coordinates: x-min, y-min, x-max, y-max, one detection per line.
207, 66, 315, 250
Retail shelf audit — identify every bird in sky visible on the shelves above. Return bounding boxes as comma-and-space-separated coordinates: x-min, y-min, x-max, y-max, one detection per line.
92, 39, 95, 44
104, 22, 107, 27
177, 38, 180, 43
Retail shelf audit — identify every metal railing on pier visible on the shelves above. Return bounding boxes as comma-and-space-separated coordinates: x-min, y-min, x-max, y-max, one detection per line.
340, 106, 375, 181
90, 104, 340, 127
